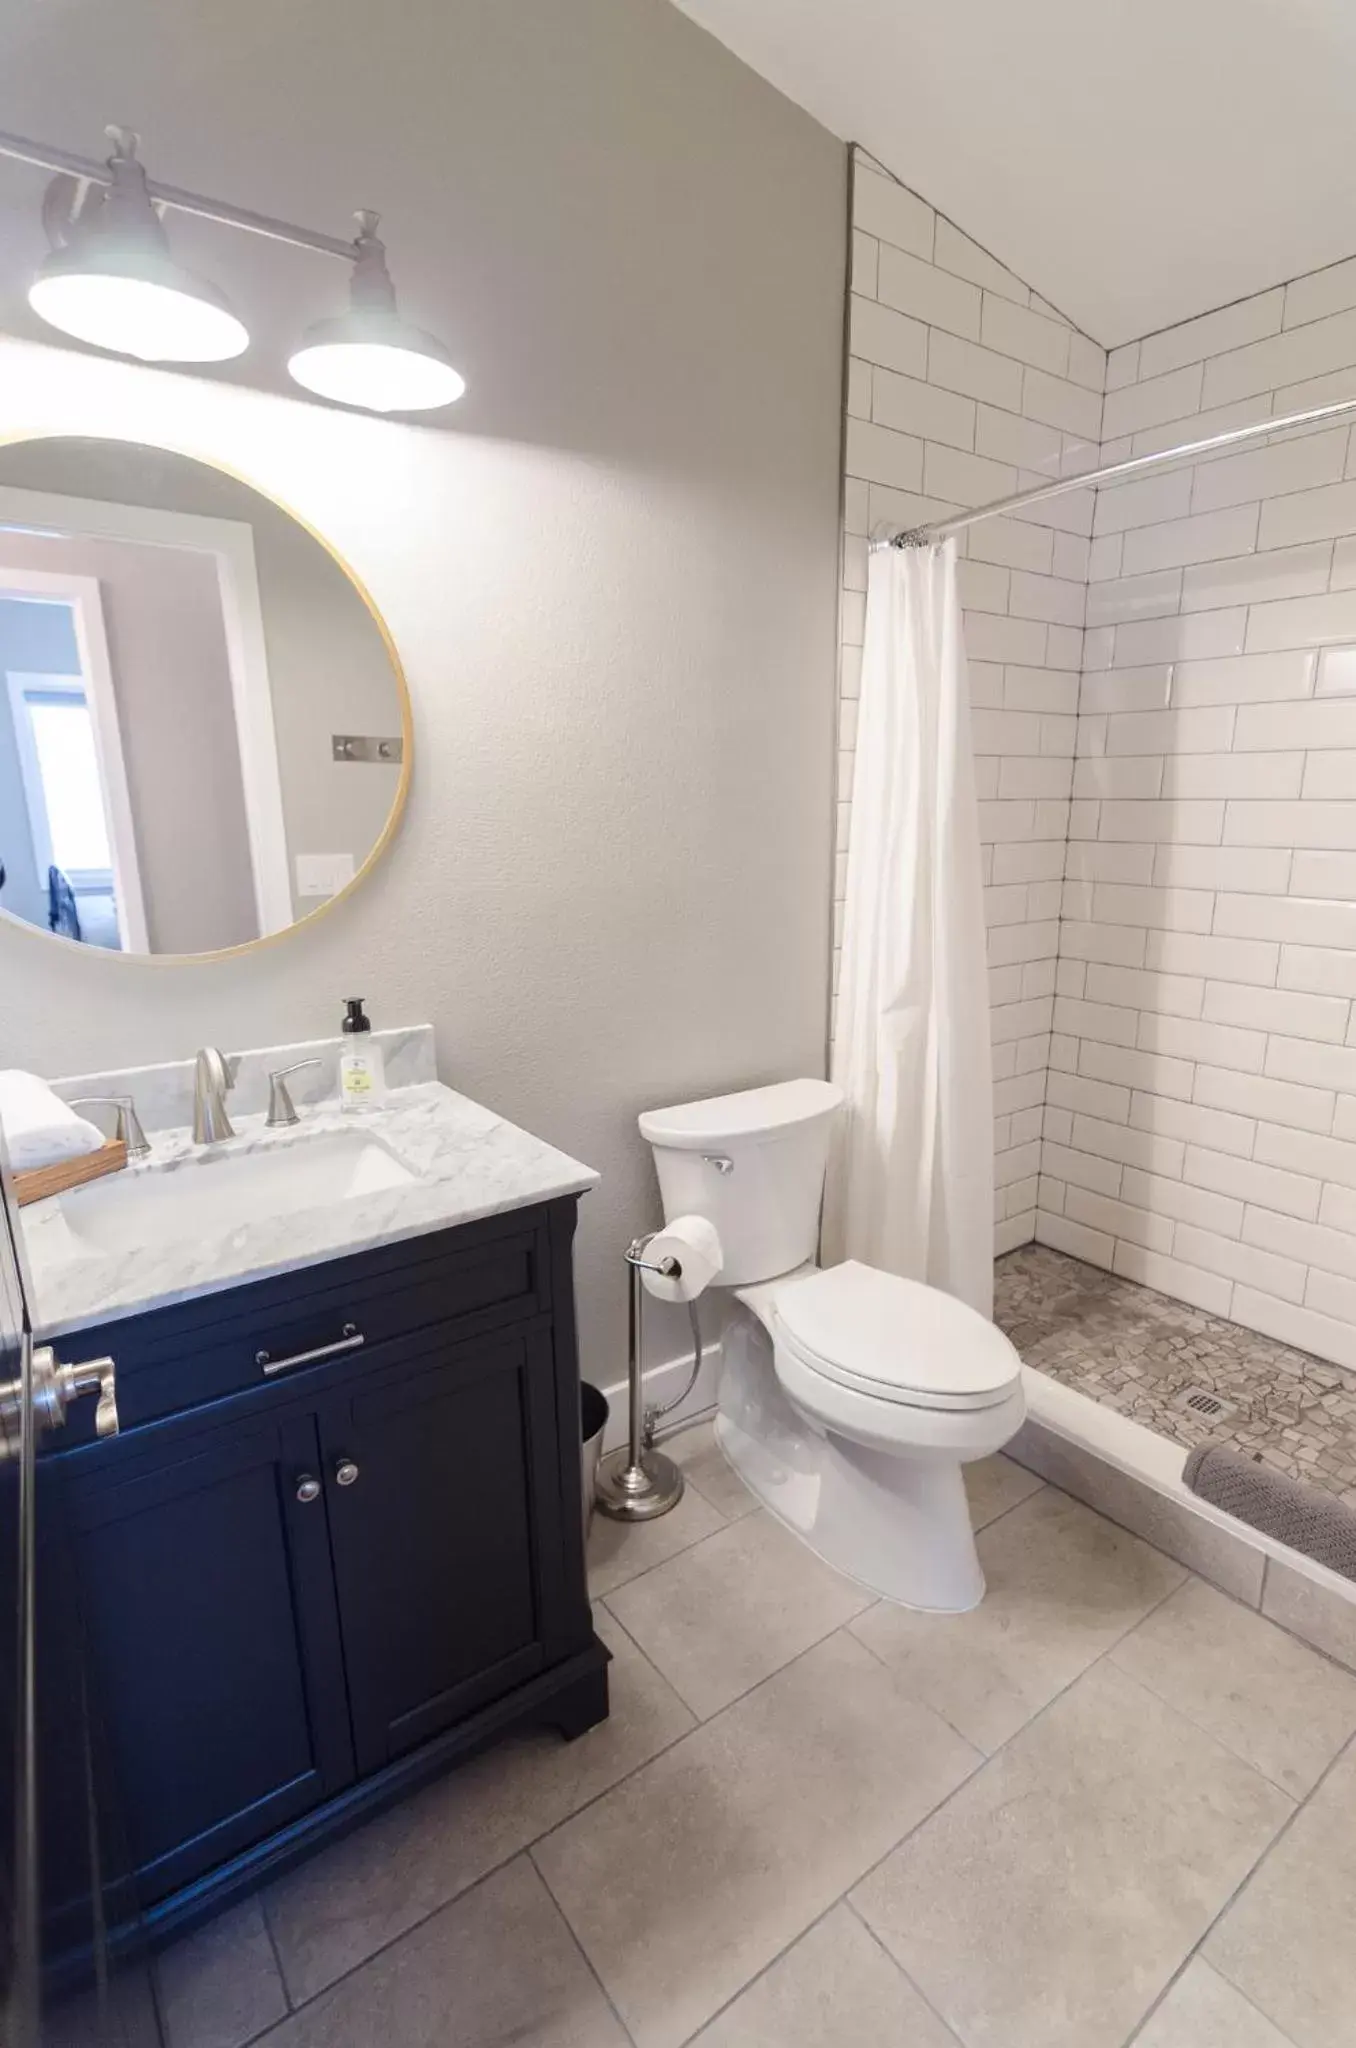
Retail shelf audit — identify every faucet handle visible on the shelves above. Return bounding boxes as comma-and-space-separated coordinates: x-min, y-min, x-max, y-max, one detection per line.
266, 1059, 322, 1129
68, 1094, 151, 1159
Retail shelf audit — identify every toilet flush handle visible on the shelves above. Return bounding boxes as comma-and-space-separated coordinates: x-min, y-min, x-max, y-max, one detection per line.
703, 1154, 734, 1175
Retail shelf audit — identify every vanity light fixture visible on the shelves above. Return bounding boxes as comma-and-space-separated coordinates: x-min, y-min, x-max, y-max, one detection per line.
28, 131, 249, 363
287, 214, 466, 413
0, 124, 465, 413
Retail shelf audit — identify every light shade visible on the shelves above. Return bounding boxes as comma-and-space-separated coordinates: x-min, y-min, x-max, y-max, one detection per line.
287, 220, 464, 414
28, 138, 248, 364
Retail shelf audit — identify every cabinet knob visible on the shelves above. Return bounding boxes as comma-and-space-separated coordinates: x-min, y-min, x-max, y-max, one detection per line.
295, 1474, 321, 1504
334, 1459, 360, 1488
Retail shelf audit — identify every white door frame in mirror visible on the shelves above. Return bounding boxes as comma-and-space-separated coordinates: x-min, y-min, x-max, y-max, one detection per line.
0, 567, 149, 952
0, 483, 293, 937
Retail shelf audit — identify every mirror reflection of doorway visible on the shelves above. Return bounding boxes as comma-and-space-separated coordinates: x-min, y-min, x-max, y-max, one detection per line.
0, 575, 146, 952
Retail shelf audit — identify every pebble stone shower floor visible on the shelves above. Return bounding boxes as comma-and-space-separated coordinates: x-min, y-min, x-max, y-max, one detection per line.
995, 1241, 1356, 1504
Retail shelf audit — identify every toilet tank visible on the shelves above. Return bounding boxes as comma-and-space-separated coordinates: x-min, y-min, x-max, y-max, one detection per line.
638, 1079, 844, 1286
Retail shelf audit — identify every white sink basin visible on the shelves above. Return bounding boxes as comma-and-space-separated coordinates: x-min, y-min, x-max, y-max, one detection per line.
57, 1131, 418, 1257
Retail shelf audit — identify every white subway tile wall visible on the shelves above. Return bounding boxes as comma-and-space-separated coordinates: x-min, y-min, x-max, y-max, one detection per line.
839, 149, 1356, 1371
1040, 244, 1356, 1371
839, 150, 1100, 1255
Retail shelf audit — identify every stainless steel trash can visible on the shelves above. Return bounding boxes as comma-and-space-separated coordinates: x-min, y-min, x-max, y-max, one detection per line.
580, 1383, 608, 1543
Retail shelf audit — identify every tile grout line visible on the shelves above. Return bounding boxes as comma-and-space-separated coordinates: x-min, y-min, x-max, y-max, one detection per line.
520, 1610, 992, 2044
588, 1482, 746, 1603
528, 1849, 641, 2048
834, 1541, 1191, 1924
668, 1898, 845, 2048
1105, 1584, 1356, 1800
256, 1891, 294, 2016
603, 1585, 874, 1726
594, 1597, 704, 1717
841, 1895, 967, 2045
236, 1691, 710, 2045
1120, 1722, 1356, 2046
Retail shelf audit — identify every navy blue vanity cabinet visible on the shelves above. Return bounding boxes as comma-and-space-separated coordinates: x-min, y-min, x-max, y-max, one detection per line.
51, 1407, 354, 1917
319, 1324, 570, 1774
39, 1195, 607, 1959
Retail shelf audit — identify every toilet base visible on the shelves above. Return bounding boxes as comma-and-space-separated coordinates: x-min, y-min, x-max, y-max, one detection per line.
714, 1407, 986, 1612
713, 1292, 1024, 1612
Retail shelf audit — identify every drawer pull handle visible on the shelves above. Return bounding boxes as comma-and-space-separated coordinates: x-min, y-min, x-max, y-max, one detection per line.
257, 1323, 364, 1376
296, 1474, 322, 1504
334, 1459, 360, 1487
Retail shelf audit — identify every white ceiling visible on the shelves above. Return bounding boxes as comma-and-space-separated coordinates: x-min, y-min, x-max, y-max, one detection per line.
674, 0, 1356, 347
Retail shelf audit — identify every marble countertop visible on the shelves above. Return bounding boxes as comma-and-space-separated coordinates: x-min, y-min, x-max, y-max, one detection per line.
21, 1081, 599, 1340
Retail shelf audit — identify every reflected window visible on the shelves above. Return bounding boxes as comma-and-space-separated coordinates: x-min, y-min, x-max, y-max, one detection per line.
21, 684, 113, 876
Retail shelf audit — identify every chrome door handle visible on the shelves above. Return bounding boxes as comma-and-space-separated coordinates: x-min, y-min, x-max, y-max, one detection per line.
334, 1458, 360, 1487
0, 1347, 119, 1460
296, 1474, 321, 1503
256, 1323, 363, 1376
62, 1356, 120, 1439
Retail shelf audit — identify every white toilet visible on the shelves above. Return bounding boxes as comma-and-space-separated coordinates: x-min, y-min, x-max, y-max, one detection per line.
639, 1077, 1025, 1611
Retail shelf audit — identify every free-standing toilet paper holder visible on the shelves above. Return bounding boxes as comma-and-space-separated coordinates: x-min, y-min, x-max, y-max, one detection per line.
594, 1232, 701, 1521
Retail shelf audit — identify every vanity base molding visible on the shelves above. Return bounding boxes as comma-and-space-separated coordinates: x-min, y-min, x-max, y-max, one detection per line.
139, 1637, 609, 1954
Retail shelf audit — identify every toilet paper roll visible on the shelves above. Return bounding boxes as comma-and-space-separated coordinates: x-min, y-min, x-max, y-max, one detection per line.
639, 1215, 724, 1303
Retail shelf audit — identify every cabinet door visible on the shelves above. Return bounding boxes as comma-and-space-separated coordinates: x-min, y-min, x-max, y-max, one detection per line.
59, 1409, 353, 1908
320, 1328, 567, 1774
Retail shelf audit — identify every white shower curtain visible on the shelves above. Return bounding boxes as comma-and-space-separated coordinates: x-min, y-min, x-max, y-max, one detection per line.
824, 538, 994, 1317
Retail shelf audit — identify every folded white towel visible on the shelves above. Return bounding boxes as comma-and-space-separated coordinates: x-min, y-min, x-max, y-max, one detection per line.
0, 1071, 106, 1174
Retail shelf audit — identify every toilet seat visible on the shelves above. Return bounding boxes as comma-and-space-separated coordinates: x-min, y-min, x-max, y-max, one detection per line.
771, 1259, 1021, 1414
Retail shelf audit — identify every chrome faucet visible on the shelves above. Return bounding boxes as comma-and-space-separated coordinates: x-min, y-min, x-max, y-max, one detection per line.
192, 1047, 236, 1145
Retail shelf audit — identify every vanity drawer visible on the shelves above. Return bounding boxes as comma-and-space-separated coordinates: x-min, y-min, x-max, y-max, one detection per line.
53, 1203, 564, 1433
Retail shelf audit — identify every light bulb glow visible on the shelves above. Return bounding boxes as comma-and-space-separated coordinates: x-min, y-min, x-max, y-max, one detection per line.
287, 338, 465, 413
29, 269, 249, 363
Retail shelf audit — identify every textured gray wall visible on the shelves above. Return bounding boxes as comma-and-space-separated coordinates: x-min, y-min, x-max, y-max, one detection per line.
0, 0, 846, 1381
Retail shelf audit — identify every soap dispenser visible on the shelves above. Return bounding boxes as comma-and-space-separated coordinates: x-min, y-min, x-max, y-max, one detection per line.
338, 999, 387, 1111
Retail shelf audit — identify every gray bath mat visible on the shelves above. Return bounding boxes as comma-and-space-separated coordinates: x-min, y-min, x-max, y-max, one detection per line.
1185, 1442, 1356, 1584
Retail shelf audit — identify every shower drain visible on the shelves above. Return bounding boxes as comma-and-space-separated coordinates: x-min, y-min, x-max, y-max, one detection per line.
1177, 1386, 1237, 1422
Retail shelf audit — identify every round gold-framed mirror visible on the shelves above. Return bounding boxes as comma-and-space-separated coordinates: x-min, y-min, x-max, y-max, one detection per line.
0, 434, 411, 962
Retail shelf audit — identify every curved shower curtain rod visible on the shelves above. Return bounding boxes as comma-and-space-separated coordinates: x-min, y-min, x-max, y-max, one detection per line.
870, 394, 1356, 551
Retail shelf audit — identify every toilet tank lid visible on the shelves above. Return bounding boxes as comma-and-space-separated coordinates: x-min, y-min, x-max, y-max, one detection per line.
639, 1078, 843, 1148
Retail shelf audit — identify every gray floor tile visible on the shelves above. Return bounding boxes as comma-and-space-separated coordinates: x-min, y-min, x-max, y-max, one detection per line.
605, 1510, 872, 1717
852, 1659, 1293, 2048
689, 1904, 960, 2046
533, 1629, 979, 2048
258, 1856, 626, 2048
963, 1452, 1044, 1531
1262, 1557, 1356, 1674
265, 1607, 694, 2003
1112, 1577, 1356, 1797
588, 1480, 725, 1596
666, 1419, 758, 1520
1009, 1422, 1267, 1603
155, 1897, 288, 2048
1206, 1740, 1356, 2046
1134, 1959, 1295, 2048
850, 1486, 1186, 1752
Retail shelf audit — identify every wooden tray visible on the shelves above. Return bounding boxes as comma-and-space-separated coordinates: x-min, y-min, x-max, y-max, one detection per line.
13, 1138, 128, 1207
